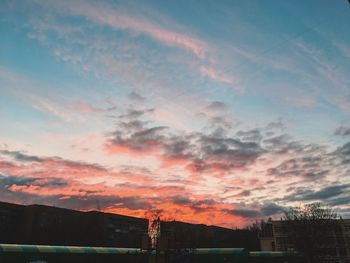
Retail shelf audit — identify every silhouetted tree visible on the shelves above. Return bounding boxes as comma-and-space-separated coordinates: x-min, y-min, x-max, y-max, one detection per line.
148, 216, 161, 249
246, 219, 268, 233
283, 203, 340, 263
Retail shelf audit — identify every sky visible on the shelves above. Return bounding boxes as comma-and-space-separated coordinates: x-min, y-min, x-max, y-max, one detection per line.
0, 0, 350, 228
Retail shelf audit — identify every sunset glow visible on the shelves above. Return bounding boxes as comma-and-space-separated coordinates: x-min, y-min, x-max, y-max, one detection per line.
1, 0, 350, 228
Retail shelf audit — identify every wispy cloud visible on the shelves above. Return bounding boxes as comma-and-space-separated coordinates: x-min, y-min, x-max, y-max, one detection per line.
335, 126, 350, 137
57, 0, 208, 59
1, 0, 350, 227
28, 0, 244, 90
200, 66, 235, 85
1, 117, 350, 227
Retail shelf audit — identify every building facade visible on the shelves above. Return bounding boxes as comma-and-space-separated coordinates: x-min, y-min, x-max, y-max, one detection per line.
159, 220, 259, 250
0, 201, 148, 248
259, 219, 350, 263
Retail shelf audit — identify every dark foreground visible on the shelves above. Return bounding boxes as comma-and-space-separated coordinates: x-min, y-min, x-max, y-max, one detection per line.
0, 253, 302, 263
0, 245, 301, 263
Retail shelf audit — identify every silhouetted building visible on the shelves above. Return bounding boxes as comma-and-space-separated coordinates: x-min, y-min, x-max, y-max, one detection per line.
159, 220, 259, 250
0, 201, 148, 248
259, 219, 350, 263
0, 201, 261, 252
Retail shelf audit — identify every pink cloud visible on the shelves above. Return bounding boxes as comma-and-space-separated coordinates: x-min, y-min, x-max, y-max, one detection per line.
0, 150, 255, 227
200, 65, 234, 85
73, 101, 103, 113
48, 0, 208, 59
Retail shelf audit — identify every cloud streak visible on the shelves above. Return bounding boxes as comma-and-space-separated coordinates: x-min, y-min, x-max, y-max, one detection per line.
1, 0, 350, 227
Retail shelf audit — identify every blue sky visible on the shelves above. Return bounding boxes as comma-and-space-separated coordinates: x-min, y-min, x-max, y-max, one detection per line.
0, 0, 350, 227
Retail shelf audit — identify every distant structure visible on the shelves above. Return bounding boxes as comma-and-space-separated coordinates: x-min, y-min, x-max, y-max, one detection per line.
0, 201, 260, 251
0, 201, 148, 248
158, 220, 259, 251
259, 219, 350, 263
